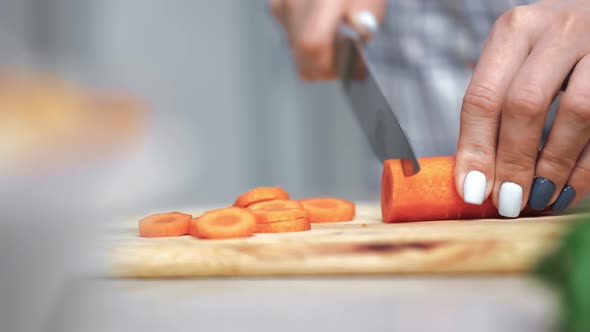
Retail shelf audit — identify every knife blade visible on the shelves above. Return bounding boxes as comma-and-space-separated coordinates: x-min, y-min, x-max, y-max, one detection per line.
336, 24, 420, 176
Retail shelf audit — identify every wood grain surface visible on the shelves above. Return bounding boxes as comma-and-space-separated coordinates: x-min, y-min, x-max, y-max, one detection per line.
106, 204, 581, 278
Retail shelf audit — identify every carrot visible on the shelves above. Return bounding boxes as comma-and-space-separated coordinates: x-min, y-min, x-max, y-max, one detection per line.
381, 155, 546, 223
196, 207, 257, 239
248, 199, 303, 211
299, 197, 355, 223
233, 186, 289, 207
252, 208, 309, 224
188, 217, 200, 237
138, 212, 192, 237
255, 218, 311, 233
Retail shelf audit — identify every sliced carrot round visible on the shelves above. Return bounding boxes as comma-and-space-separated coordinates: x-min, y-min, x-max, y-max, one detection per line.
138, 212, 192, 237
300, 197, 355, 223
196, 207, 257, 239
248, 199, 304, 211
252, 208, 309, 224
255, 218, 311, 233
188, 217, 200, 237
233, 187, 289, 208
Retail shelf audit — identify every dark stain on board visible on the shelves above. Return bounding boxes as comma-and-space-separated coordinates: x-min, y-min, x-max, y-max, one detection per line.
310, 241, 445, 256
235, 240, 445, 260
356, 241, 441, 253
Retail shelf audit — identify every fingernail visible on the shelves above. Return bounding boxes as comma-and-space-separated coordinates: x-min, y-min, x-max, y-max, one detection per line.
463, 170, 486, 205
499, 182, 523, 218
527, 177, 556, 210
551, 185, 576, 212
354, 11, 378, 33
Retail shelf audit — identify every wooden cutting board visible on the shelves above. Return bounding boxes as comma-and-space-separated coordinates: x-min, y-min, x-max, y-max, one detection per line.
106, 204, 582, 278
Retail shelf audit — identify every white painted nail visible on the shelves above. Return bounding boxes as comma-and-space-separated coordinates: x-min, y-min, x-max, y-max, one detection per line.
355, 11, 378, 33
463, 170, 486, 205
498, 182, 523, 218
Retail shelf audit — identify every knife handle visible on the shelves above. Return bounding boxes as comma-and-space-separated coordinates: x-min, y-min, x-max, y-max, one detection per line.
335, 11, 379, 81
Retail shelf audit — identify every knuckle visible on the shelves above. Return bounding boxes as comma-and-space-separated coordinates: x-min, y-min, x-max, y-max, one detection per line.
497, 5, 536, 31
462, 84, 502, 116
297, 66, 317, 81
539, 148, 576, 176
557, 10, 582, 35
575, 162, 590, 184
499, 149, 538, 175
460, 142, 497, 161
565, 92, 590, 124
459, 147, 496, 175
295, 36, 326, 57
504, 87, 546, 120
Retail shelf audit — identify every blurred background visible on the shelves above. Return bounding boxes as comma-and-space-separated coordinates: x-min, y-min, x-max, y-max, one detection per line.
0, 1, 386, 331
0, 0, 385, 218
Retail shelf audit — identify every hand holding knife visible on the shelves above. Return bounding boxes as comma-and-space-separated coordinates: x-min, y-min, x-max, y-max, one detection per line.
269, 1, 420, 177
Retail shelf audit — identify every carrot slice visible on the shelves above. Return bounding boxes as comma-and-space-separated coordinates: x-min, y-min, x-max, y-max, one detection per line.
248, 199, 304, 211
381, 155, 546, 223
300, 197, 355, 222
138, 212, 192, 237
252, 208, 309, 224
188, 217, 200, 237
196, 207, 257, 239
233, 187, 289, 208
255, 218, 311, 233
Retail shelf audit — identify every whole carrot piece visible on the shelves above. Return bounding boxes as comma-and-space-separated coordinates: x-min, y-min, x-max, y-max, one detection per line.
381, 156, 549, 223
382, 155, 532, 223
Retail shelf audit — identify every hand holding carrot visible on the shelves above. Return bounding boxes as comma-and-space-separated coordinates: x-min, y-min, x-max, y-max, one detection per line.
455, 0, 590, 217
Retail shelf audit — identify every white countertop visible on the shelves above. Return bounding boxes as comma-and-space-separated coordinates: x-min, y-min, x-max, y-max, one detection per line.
44, 276, 559, 332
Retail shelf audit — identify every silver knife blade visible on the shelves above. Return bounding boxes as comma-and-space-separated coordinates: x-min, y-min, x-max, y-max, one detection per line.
336, 24, 420, 176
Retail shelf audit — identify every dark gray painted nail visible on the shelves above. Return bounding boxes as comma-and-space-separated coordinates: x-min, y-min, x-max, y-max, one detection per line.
551, 185, 576, 212
528, 177, 556, 210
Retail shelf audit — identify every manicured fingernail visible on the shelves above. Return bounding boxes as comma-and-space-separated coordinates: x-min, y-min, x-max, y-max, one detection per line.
551, 185, 576, 212
355, 11, 378, 33
527, 177, 556, 210
463, 170, 486, 205
499, 182, 523, 218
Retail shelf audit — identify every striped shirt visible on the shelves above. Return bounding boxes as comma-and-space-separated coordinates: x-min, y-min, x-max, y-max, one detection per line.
366, 0, 555, 158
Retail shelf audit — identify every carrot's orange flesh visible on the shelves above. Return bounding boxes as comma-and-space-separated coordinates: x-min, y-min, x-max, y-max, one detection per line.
381, 156, 499, 223
381, 155, 546, 223
252, 208, 309, 224
233, 187, 289, 208
196, 207, 257, 239
138, 212, 192, 237
255, 218, 311, 233
248, 199, 303, 211
188, 217, 200, 237
299, 197, 355, 222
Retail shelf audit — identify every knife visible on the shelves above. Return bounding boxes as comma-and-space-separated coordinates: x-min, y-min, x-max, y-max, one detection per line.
335, 22, 420, 176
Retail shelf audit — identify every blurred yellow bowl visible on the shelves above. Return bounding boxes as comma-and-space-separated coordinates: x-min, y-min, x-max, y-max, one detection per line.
0, 70, 149, 174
